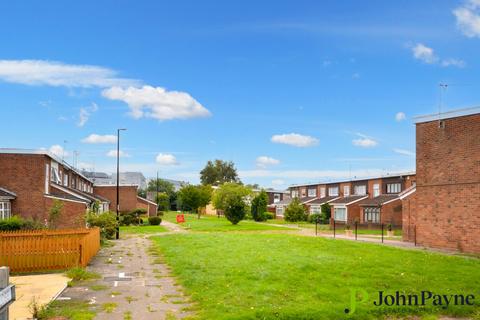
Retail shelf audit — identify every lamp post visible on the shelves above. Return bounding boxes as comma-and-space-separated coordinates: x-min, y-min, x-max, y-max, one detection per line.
115, 128, 127, 240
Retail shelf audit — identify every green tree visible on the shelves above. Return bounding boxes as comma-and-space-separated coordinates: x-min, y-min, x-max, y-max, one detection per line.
224, 193, 247, 225
48, 200, 64, 228
200, 160, 240, 186
212, 183, 251, 211
146, 178, 177, 210
251, 190, 268, 222
284, 198, 307, 222
155, 192, 170, 212
177, 185, 213, 218
320, 203, 331, 224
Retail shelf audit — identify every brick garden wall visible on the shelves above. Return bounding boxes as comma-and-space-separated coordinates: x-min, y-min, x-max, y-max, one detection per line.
94, 185, 138, 213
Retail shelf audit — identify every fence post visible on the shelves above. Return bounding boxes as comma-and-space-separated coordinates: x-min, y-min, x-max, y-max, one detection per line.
355, 221, 358, 240
381, 223, 384, 243
333, 219, 336, 238
0, 267, 15, 320
414, 225, 417, 246
315, 218, 318, 236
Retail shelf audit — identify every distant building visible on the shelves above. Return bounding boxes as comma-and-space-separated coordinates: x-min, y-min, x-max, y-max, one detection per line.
82, 171, 148, 189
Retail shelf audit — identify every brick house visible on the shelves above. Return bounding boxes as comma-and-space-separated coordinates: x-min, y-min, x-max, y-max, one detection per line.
0, 149, 110, 228
403, 107, 480, 253
93, 185, 158, 216
286, 172, 416, 226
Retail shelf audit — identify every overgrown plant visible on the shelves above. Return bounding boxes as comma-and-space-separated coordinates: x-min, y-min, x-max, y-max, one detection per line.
224, 193, 247, 225
48, 199, 64, 228
251, 190, 268, 222
284, 198, 307, 222
86, 211, 118, 240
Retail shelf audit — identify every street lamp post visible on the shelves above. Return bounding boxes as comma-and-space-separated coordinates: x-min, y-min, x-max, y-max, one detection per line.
116, 128, 127, 240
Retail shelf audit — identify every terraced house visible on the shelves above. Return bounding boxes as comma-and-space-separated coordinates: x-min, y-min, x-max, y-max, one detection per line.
0, 149, 110, 227
285, 172, 416, 226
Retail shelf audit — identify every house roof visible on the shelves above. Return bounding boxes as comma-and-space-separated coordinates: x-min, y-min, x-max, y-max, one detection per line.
329, 195, 368, 205
51, 183, 110, 203
273, 198, 292, 206
137, 196, 157, 206
414, 106, 480, 124
0, 187, 16, 199
399, 185, 416, 199
308, 196, 339, 205
48, 192, 90, 204
299, 196, 317, 204
358, 194, 400, 207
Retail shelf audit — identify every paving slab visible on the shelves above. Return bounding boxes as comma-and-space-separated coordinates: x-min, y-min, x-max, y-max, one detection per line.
9, 273, 69, 320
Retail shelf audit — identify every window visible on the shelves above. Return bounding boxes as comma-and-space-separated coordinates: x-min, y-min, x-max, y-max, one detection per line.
310, 205, 321, 214
373, 184, 380, 197
343, 186, 350, 196
307, 188, 317, 197
63, 174, 69, 187
50, 162, 61, 184
320, 187, 326, 198
334, 207, 346, 221
328, 187, 339, 196
354, 185, 367, 195
291, 190, 299, 198
387, 183, 401, 194
276, 206, 284, 216
274, 193, 281, 203
45, 164, 50, 194
364, 207, 380, 223
301, 188, 306, 197
0, 201, 11, 220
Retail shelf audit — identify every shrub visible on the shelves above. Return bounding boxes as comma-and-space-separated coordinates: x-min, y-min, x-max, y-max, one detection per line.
148, 216, 162, 225
66, 267, 101, 282
120, 209, 145, 226
264, 212, 274, 220
308, 213, 322, 224
224, 194, 247, 225
0, 216, 24, 231
284, 198, 307, 222
86, 211, 118, 240
251, 191, 268, 222
320, 203, 331, 223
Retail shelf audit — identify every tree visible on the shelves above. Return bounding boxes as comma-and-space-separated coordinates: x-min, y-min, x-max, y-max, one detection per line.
320, 203, 331, 224
155, 193, 170, 212
145, 178, 177, 210
177, 184, 213, 218
48, 200, 64, 228
284, 198, 307, 222
212, 183, 251, 211
251, 190, 268, 221
224, 193, 247, 225
200, 160, 240, 186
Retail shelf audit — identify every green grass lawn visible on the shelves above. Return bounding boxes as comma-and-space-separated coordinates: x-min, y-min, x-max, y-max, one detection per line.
162, 211, 293, 232
151, 232, 480, 320
120, 224, 169, 234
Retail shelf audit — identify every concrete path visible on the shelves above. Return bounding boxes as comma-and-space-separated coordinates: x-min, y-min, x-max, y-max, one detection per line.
56, 225, 194, 320
10, 273, 69, 320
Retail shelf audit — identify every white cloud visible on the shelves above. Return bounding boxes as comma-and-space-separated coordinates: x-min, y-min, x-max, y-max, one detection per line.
78, 103, 98, 127
271, 133, 319, 147
81, 134, 117, 144
102, 85, 211, 121
156, 153, 178, 165
49, 144, 69, 157
411, 43, 465, 68
352, 133, 378, 148
0, 60, 139, 88
256, 156, 280, 168
106, 150, 130, 158
395, 112, 406, 121
412, 43, 438, 64
271, 179, 285, 186
453, 0, 480, 38
393, 148, 415, 157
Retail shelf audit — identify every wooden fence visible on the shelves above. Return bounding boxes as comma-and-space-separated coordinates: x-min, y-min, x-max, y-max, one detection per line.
0, 227, 100, 273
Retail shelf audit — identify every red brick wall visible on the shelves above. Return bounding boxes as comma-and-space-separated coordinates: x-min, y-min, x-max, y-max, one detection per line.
0, 154, 48, 220
402, 192, 417, 242
44, 196, 87, 228
136, 197, 158, 216
380, 199, 402, 226
413, 113, 480, 253
94, 185, 138, 213
346, 203, 361, 224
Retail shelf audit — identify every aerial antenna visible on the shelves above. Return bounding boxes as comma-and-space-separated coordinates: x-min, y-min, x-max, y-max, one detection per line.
62, 140, 68, 162
438, 83, 448, 127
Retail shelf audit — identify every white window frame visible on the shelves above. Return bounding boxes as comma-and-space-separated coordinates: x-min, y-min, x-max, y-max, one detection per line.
310, 205, 321, 214
354, 185, 367, 195
307, 188, 317, 197
0, 201, 11, 220
387, 183, 401, 194
328, 187, 339, 197
291, 190, 299, 198
276, 206, 284, 216
373, 184, 380, 197
320, 187, 326, 198
343, 186, 350, 196
334, 206, 347, 221
273, 193, 281, 203
364, 207, 380, 223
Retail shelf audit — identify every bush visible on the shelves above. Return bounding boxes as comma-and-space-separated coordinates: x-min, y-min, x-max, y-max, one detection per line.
251, 191, 268, 222
284, 198, 307, 222
86, 211, 118, 240
264, 212, 274, 220
0, 216, 24, 231
119, 209, 145, 226
148, 216, 162, 225
308, 213, 322, 223
224, 194, 247, 225
320, 203, 331, 223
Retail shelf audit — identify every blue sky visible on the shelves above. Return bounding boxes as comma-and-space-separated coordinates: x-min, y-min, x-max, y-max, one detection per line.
1, 0, 479, 188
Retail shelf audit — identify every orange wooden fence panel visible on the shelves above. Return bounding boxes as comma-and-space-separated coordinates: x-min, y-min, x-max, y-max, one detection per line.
0, 227, 100, 272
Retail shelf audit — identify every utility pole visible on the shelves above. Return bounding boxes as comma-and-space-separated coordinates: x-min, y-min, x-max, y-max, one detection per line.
115, 128, 127, 240
156, 171, 159, 205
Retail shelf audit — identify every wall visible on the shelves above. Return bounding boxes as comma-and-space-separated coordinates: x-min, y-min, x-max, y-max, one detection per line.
136, 197, 158, 216
94, 185, 138, 213
380, 200, 402, 226
44, 196, 87, 228
413, 113, 480, 253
